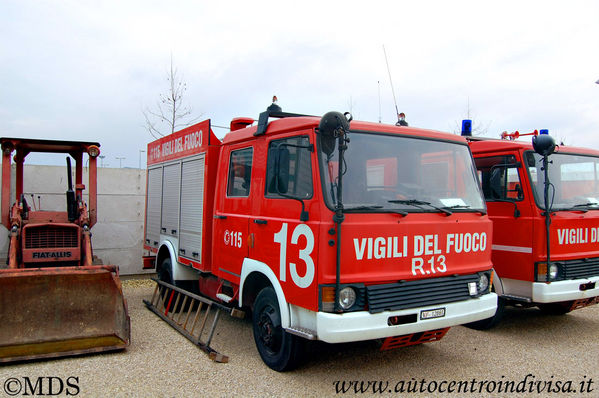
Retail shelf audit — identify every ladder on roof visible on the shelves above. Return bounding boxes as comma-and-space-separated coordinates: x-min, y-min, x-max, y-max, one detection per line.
144, 278, 244, 363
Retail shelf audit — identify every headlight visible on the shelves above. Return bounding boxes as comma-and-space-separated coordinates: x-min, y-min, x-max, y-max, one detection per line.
549, 264, 559, 280
320, 285, 364, 312
537, 262, 562, 281
478, 273, 489, 293
338, 287, 357, 310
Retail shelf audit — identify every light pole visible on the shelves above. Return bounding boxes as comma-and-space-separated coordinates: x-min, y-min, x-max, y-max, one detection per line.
115, 157, 125, 168
99, 155, 105, 167
139, 150, 145, 169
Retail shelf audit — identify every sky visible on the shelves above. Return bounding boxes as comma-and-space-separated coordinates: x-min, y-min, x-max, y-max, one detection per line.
1, 0, 598, 168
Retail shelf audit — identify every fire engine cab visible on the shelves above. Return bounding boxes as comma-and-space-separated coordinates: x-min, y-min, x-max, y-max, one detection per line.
143, 106, 497, 370
467, 129, 599, 328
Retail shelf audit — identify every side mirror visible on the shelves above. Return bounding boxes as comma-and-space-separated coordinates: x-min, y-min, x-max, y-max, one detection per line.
515, 183, 524, 200
318, 111, 351, 156
275, 146, 290, 194
266, 145, 289, 194
532, 135, 556, 156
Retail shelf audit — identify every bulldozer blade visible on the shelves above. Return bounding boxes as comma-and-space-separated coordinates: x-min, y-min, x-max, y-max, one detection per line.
0, 265, 130, 363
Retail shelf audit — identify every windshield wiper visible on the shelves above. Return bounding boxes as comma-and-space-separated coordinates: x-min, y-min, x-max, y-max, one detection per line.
442, 204, 487, 215
345, 205, 384, 211
564, 202, 599, 213
388, 199, 452, 216
572, 202, 599, 208
344, 205, 408, 216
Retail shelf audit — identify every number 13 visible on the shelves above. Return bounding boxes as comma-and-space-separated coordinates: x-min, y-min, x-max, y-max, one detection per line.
273, 223, 315, 288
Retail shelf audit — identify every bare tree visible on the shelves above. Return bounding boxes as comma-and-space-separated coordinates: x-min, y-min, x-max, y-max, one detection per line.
552, 133, 568, 146
143, 58, 200, 138
453, 118, 492, 136
452, 98, 492, 136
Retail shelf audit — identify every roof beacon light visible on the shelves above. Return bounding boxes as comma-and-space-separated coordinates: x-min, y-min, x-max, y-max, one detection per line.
539, 129, 549, 135
461, 119, 472, 136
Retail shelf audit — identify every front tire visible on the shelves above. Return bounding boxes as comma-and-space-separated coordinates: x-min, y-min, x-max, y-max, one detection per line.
538, 301, 573, 315
464, 297, 506, 330
252, 287, 303, 371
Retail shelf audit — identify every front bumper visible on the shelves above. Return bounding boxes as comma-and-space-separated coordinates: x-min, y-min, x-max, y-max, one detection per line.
532, 277, 599, 303
313, 293, 497, 344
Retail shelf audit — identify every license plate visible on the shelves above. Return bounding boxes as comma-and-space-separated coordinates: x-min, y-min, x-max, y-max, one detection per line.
420, 308, 446, 320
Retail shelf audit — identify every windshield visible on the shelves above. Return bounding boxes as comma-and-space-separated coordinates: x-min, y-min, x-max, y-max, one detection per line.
525, 151, 599, 210
319, 131, 486, 213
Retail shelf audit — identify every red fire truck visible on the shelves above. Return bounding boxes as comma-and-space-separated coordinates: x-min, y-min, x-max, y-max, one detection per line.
143, 106, 497, 370
467, 130, 599, 329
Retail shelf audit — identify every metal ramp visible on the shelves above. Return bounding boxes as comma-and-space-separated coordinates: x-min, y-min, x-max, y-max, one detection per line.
143, 278, 244, 363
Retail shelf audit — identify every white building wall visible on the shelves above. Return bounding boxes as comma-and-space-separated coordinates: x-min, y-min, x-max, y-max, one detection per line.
0, 165, 153, 275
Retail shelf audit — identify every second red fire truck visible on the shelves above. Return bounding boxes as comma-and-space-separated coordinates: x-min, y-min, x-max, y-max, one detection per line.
467, 129, 599, 328
143, 105, 497, 370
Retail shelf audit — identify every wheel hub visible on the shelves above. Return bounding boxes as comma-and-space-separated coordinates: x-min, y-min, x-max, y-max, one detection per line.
258, 305, 281, 351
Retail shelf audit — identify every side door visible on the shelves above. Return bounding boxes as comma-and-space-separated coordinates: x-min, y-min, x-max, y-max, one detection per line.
475, 153, 534, 283
249, 133, 320, 310
213, 145, 254, 282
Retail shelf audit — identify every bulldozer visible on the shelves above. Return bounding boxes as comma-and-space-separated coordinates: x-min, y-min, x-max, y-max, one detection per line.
0, 137, 130, 363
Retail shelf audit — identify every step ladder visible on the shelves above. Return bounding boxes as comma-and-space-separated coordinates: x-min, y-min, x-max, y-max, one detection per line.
144, 278, 244, 363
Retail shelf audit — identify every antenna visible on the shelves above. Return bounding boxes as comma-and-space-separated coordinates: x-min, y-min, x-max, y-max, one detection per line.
378, 80, 381, 123
383, 45, 400, 120
467, 97, 471, 119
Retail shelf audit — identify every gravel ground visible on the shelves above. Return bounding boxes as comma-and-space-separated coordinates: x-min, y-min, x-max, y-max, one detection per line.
1, 279, 597, 398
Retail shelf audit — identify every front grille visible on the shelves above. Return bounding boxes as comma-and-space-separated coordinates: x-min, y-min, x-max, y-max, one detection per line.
560, 257, 599, 280
366, 274, 480, 314
24, 225, 79, 249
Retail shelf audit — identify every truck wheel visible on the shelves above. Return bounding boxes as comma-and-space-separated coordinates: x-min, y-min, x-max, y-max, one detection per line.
158, 258, 180, 312
158, 258, 174, 285
538, 301, 573, 315
464, 297, 506, 330
252, 287, 303, 371
158, 257, 195, 312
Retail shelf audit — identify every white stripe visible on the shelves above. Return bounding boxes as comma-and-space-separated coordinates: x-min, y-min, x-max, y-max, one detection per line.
492, 244, 533, 254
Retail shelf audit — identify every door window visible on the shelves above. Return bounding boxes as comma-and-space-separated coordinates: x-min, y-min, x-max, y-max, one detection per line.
265, 136, 313, 199
227, 147, 253, 197
475, 155, 523, 201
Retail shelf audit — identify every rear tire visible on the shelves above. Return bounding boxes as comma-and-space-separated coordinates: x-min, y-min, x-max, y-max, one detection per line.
538, 301, 573, 315
158, 258, 174, 285
252, 287, 303, 371
158, 258, 183, 313
158, 257, 197, 312
464, 297, 506, 330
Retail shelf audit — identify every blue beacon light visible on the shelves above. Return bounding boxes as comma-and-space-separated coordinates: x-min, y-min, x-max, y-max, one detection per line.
461, 119, 472, 136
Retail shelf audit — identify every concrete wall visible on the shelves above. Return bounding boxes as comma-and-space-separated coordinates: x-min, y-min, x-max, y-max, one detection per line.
0, 165, 154, 275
